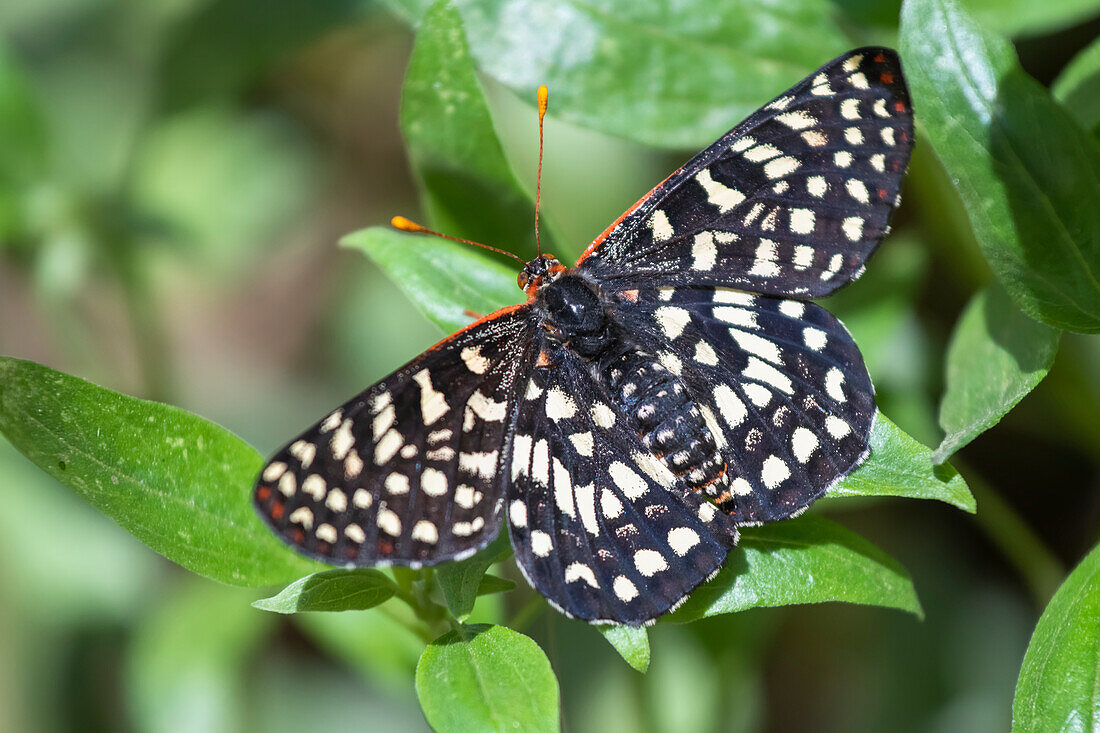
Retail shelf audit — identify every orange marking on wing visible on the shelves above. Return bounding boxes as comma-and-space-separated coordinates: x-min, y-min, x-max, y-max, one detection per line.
575, 170, 677, 265
880, 71, 895, 84
257, 486, 271, 501
270, 501, 285, 520
874, 53, 886, 63
620, 289, 639, 302
291, 528, 305, 544
895, 101, 907, 113
536, 350, 552, 368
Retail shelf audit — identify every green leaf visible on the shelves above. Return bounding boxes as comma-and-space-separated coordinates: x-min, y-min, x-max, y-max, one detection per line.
436, 530, 512, 617
342, 226, 522, 334
390, 0, 850, 149
1012, 541, 1100, 732
401, 0, 560, 257
933, 286, 1061, 463
598, 625, 650, 673
0, 44, 47, 186
667, 515, 922, 622
252, 569, 396, 613
900, 0, 1100, 333
1053, 35, 1100, 135
958, 0, 1100, 36
416, 624, 560, 733
476, 574, 516, 596
827, 412, 975, 512
0, 357, 321, 586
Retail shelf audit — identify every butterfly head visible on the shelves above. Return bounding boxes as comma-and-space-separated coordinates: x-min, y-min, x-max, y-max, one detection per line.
518, 254, 565, 295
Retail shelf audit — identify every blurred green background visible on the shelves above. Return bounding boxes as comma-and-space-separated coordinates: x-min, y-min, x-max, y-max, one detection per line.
1, 1, 1099, 731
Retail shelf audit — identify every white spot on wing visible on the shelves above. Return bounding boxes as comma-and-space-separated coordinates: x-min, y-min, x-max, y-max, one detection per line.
649, 210, 674, 242
421, 467, 448, 497
613, 575, 639, 602
460, 346, 490, 374
792, 427, 819, 463
413, 369, 449, 425
803, 327, 828, 351
695, 168, 745, 212
713, 385, 747, 428
654, 306, 691, 339
569, 431, 594, 457
691, 231, 717, 270
509, 499, 527, 528
634, 549, 669, 576
412, 521, 438, 544
825, 368, 847, 402
609, 461, 647, 499
668, 527, 700, 555
545, 386, 578, 421
761, 455, 791, 489
530, 530, 553, 557
565, 563, 598, 587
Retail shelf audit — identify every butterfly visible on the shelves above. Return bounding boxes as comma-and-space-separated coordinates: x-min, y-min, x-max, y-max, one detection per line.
254, 47, 914, 626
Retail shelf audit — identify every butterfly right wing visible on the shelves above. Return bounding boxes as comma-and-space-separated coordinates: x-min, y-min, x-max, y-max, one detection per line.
254, 305, 538, 567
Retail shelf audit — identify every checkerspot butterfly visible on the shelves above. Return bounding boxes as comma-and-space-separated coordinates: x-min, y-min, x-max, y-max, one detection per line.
254, 48, 914, 625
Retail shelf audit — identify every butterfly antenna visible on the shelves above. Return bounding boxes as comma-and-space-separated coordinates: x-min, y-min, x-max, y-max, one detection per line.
535, 84, 548, 257
391, 216, 526, 265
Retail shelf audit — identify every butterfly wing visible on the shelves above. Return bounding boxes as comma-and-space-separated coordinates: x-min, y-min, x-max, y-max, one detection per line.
620, 286, 874, 524
506, 344, 738, 625
577, 47, 913, 299
254, 305, 538, 566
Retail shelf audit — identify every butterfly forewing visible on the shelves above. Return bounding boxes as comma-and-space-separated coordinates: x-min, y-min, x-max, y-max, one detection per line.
254, 306, 536, 566
507, 350, 738, 624
625, 286, 875, 523
579, 48, 913, 299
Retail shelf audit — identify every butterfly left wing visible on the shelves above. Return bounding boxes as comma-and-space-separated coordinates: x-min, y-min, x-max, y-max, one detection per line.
254, 305, 537, 566
577, 47, 913, 299
506, 347, 738, 625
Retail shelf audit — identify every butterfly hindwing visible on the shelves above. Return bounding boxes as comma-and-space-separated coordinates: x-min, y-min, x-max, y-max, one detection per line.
506, 349, 738, 625
621, 286, 875, 523
254, 306, 537, 566
578, 47, 913, 299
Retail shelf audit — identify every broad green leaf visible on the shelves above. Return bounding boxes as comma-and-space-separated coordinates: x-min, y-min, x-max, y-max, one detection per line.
900, 0, 1100, 333
959, 0, 1100, 36
933, 286, 1061, 463
128, 581, 273, 733
598, 625, 650, 673
0, 357, 321, 586
1013, 541, 1100, 732
342, 226, 522, 334
416, 624, 560, 733
827, 412, 975, 512
252, 569, 396, 613
667, 515, 922, 622
402, 0, 559, 257
390, 0, 850, 149
436, 530, 512, 617
1053, 35, 1100, 134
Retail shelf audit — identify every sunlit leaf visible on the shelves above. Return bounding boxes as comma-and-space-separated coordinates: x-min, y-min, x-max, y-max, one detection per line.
388, 0, 850, 148
252, 569, 396, 613
933, 286, 1060, 463
342, 226, 523, 334
0, 357, 321, 586
828, 412, 975, 512
598, 625, 650, 673
416, 624, 560, 732
667, 515, 922, 622
401, 0, 561, 257
901, 0, 1100, 333
1013, 541, 1100, 732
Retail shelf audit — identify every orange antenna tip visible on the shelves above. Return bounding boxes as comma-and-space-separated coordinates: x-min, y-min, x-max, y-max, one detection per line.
538, 85, 549, 119
391, 215, 426, 233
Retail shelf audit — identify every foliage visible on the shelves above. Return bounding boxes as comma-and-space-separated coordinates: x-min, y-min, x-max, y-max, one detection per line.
1, 0, 1099, 730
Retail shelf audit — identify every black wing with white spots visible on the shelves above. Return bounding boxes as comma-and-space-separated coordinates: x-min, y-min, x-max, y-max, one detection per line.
254, 306, 537, 566
624, 286, 875, 524
506, 349, 738, 625
578, 47, 913, 299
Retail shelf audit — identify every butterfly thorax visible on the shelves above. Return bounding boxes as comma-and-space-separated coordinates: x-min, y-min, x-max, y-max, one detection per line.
535, 272, 731, 502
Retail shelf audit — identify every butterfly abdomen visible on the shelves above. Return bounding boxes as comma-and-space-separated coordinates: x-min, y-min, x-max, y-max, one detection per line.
604, 350, 729, 502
